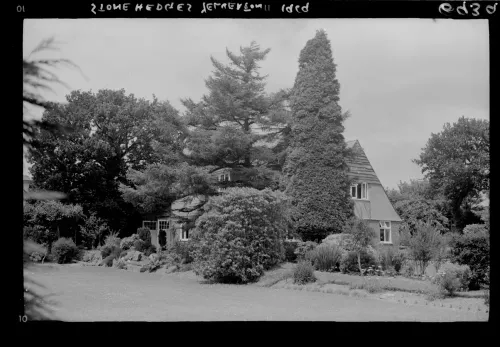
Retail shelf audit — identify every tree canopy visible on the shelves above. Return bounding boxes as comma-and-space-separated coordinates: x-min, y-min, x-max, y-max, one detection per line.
413, 116, 489, 230
282, 30, 353, 240
180, 41, 290, 188
27, 89, 184, 234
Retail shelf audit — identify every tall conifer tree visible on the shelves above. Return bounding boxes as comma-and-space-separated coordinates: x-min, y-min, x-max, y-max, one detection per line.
282, 30, 353, 241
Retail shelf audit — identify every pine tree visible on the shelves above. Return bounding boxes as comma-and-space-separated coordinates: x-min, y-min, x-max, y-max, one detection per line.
282, 30, 353, 241
181, 41, 289, 189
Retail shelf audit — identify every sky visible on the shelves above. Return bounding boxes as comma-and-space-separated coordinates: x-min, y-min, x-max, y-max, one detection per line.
23, 18, 489, 189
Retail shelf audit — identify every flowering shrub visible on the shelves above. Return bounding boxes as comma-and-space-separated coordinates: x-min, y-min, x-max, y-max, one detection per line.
294, 241, 318, 261
293, 261, 316, 284
306, 244, 342, 272
51, 238, 80, 264
432, 262, 471, 296
191, 188, 287, 283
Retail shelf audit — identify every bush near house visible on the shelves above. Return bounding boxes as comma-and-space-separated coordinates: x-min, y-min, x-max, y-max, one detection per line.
133, 239, 156, 256
137, 227, 152, 243
120, 234, 141, 250
51, 237, 80, 264
168, 240, 194, 264
450, 230, 489, 290
339, 250, 378, 274
306, 244, 342, 272
192, 188, 287, 283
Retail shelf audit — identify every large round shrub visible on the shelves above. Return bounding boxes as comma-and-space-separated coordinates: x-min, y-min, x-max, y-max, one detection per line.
432, 262, 471, 295
192, 188, 288, 284
450, 231, 489, 290
120, 234, 140, 250
339, 250, 378, 274
137, 227, 152, 243
51, 237, 80, 264
293, 261, 316, 284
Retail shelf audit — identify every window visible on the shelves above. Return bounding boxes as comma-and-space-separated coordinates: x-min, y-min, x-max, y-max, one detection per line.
143, 221, 157, 231
158, 220, 169, 231
179, 224, 189, 241
218, 172, 231, 182
379, 221, 391, 243
350, 183, 368, 200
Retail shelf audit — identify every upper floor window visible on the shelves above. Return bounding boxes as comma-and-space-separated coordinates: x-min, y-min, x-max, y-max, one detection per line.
350, 183, 368, 200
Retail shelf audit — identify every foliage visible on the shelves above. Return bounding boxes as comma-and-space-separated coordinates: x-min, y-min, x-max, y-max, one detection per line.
191, 187, 287, 283
432, 262, 471, 296
180, 41, 289, 187
23, 225, 53, 247
463, 224, 488, 236
349, 278, 385, 294
284, 240, 299, 262
385, 179, 437, 205
104, 231, 121, 248
413, 117, 489, 231
294, 241, 318, 261
167, 240, 194, 264
343, 218, 376, 275
26, 88, 182, 235
120, 234, 140, 250
100, 244, 121, 259
78, 212, 110, 249
51, 237, 80, 264
132, 239, 156, 256
137, 227, 151, 243
293, 261, 316, 284
24, 200, 84, 248
449, 230, 489, 290
402, 221, 444, 275
306, 244, 343, 272
339, 250, 378, 274
394, 199, 449, 234
281, 30, 353, 240
391, 250, 407, 273
377, 246, 395, 270
401, 262, 416, 278
82, 250, 102, 265
120, 163, 216, 215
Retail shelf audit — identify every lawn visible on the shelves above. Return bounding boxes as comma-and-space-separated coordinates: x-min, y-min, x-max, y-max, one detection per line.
23, 263, 488, 321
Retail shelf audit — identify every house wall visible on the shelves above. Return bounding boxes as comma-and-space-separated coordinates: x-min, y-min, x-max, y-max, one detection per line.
368, 220, 401, 250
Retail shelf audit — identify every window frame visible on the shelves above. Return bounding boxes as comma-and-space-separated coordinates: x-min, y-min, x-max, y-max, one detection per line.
379, 221, 392, 244
350, 182, 368, 200
179, 223, 189, 241
143, 220, 158, 231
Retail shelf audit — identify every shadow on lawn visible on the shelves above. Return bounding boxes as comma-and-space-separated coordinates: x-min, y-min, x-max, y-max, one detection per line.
24, 268, 61, 320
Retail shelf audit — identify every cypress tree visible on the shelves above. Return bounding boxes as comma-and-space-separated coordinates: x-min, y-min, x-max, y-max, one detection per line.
282, 29, 353, 241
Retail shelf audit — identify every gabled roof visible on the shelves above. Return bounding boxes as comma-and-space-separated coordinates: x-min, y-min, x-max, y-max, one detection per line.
345, 140, 381, 185
347, 140, 402, 222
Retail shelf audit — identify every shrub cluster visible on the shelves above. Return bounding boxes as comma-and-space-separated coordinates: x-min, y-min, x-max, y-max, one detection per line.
339, 250, 378, 274
51, 237, 80, 264
133, 239, 156, 256
293, 261, 316, 284
306, 244, 342, 272
120, 234, 140, 250
432, 262, 471, 296
104, 231, 121, 248
82, 250, 102, 265
168, 240, 194, 264
450, 229, 490, 290
192, 188, 287, 283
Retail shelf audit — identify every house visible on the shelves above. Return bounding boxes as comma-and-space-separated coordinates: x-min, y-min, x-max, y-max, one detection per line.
346, 140, 402, 248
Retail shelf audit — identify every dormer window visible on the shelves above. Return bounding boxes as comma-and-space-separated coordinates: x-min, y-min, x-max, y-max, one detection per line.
350, 183, 368, 200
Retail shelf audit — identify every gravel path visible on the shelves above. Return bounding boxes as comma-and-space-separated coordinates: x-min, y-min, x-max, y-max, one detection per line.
23, 263, 488, 322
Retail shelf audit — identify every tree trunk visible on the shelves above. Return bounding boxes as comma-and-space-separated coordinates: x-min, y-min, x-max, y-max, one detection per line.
358, 252, 363, 276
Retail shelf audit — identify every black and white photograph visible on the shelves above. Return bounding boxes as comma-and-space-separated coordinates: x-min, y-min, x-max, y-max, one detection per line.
22, 12, 490, 321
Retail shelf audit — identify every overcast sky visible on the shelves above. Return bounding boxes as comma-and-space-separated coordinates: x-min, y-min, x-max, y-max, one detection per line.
23, 18, 489, 189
